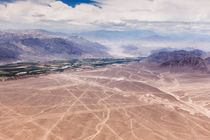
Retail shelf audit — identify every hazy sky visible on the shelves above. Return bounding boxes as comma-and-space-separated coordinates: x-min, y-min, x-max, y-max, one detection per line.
1, 0, 210, 33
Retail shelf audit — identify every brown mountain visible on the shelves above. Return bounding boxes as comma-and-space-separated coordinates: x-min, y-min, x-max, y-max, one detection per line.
161, 56, 208, 73
147, 49, 204, 64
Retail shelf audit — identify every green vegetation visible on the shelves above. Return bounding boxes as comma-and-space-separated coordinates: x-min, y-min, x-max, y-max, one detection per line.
0, 57, 145, 78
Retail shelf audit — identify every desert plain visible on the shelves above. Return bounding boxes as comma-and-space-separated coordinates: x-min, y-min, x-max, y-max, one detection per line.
0, 62, 210, 140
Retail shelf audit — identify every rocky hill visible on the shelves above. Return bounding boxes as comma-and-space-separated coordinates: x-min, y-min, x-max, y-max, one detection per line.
161, 56, 208, 73
147, 49, 204, 64
145, 49, 209, 73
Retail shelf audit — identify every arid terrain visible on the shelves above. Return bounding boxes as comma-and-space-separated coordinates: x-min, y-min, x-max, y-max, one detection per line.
0, 62, 210, 140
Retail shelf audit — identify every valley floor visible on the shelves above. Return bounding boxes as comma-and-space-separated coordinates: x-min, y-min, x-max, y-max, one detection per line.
0, 62, 210, 140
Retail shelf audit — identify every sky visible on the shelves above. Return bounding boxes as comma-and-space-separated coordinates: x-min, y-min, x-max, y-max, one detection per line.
1, 0, 210, 33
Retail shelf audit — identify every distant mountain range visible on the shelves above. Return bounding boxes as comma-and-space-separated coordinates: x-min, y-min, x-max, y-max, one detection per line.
74, 30, 157, 41
74, 30, 210, 58
0, 29, 111, 64
75, 30, 210, 42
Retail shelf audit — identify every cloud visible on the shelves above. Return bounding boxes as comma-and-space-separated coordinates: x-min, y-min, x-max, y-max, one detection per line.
0, 0, 210, 33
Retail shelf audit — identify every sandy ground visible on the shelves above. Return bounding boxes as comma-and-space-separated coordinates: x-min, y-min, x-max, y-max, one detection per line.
0, 62, 210, 140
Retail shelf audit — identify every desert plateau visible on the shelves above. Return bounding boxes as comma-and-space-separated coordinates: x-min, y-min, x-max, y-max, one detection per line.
0, 62, 210, 140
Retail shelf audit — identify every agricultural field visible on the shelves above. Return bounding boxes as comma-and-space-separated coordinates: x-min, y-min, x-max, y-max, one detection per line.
0, 58, 144, 79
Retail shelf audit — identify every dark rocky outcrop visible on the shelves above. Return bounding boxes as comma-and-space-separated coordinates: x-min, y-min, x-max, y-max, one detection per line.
147, 50, 204, 64
205, 57, 210, 65
161, 56, 208, 73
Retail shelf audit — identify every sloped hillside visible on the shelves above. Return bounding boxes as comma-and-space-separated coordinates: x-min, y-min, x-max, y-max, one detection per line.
0, 29, 111, 64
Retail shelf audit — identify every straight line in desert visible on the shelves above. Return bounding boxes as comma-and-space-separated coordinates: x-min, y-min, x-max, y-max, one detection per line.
42, 82, 89, 140
51, 77, 125, 140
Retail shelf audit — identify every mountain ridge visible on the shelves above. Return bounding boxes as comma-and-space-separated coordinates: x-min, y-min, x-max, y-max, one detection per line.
0, 29, 111, 64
